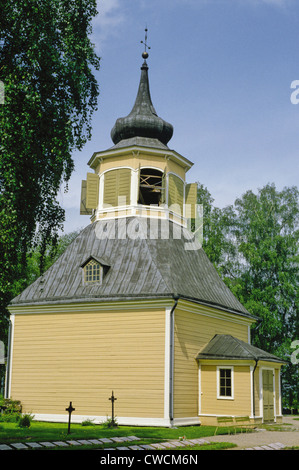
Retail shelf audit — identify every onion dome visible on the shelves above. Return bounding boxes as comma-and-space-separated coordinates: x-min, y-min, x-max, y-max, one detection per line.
111, 58, 174, 147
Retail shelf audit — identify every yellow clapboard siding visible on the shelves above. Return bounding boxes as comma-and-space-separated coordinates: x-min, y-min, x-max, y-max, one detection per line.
200, 364, 251, 416
165, 159, 185, 180
10, 309, 165, 418
173, 308, 249, 418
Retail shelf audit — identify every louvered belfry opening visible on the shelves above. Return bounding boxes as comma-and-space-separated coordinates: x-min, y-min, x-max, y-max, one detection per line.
138, 168, 163, 206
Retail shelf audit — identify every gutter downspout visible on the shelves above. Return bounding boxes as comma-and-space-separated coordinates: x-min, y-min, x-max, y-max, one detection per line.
252, 358, 259, 419
169, 295, 179, 426
251, 319, 262, 420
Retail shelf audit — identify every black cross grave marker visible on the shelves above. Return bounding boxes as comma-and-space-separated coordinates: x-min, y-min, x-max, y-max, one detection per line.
66, 401, 75, 434
109, 391, 117, 427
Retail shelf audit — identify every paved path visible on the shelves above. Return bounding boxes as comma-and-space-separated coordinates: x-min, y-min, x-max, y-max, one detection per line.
207, 416, 299, 450
0, 436, 211, 451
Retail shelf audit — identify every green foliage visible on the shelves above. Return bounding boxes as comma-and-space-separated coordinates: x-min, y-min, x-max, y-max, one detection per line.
81, 418, 95, 426
196, 182, 237, 271
230, 184, 298, 351
103, 416, 118, 428
0, 396, 22, 414
0, 0, 100, 326
0, 396, 22, 422
0, 413, 21, 423
18, 413, 34, 428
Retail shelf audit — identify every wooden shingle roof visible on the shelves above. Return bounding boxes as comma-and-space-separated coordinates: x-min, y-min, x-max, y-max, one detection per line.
10, 217, 256, 320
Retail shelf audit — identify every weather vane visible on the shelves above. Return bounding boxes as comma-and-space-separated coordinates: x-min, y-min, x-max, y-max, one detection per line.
141, 27, 150, 59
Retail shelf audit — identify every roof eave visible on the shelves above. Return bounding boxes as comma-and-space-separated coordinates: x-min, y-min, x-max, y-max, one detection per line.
196, 354, 286, 364
88, 144, 193, 170
9, 293, 256, 321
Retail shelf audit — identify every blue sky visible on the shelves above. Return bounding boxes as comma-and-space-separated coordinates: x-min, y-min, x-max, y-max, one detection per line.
58, 0, 299, 233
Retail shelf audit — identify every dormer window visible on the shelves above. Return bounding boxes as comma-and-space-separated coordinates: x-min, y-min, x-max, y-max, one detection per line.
81, 257, 110, 285
84, 259, 101, 284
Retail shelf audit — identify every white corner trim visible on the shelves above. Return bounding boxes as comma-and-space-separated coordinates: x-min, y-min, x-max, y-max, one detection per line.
198, 364, 202, 415
98, 173, 104, 210
278, 369, 282, 416
164, 307, 171, 420
6, 314, 15, 398
250, 365, 254, 417
131, 167, 139, 206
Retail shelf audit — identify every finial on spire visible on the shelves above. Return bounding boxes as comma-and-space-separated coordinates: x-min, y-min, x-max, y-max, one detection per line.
141, 27, 150, 60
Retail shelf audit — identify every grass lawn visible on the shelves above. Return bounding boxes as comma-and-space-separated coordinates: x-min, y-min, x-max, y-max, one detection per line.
0, 420, 235, 450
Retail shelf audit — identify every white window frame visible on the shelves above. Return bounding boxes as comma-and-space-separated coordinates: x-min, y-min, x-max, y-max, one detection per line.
217, 366, 234, 400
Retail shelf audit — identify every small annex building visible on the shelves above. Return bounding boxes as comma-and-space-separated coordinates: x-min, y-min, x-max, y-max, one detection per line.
6, 49, 285, 427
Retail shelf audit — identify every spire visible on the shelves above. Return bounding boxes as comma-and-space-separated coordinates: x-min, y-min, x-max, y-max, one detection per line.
110, 30, 173, 147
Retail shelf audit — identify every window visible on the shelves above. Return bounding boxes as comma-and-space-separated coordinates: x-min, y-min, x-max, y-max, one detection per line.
81, 257, 110, 286
83, 259, 102, 284
217, 367, 234, 399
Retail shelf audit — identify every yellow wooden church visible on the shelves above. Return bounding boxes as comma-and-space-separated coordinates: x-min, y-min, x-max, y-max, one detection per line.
6, 49, 285, 427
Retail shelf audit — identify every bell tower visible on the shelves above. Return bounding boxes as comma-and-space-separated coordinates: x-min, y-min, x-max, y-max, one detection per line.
80, 31, 197, 226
